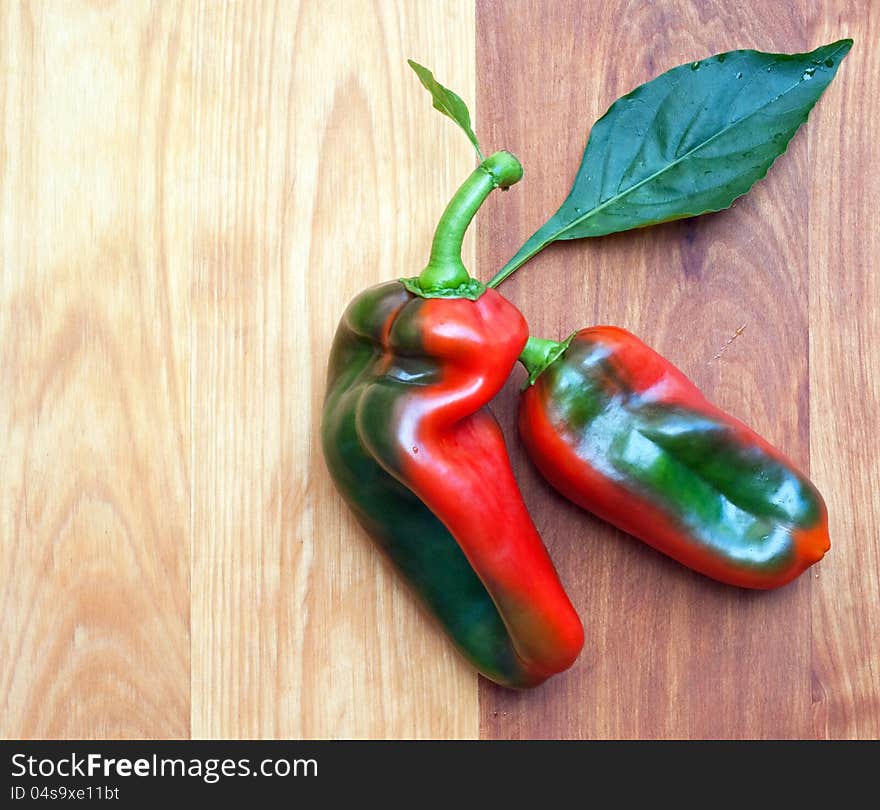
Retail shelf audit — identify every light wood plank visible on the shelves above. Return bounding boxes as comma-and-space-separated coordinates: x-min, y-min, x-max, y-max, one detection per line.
0, 2, 192, 738
190, 0, 479, 739
809, 4, 880, 740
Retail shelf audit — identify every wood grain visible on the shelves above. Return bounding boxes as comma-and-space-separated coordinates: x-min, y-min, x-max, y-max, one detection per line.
0, 2, 192, 737
2, 0, 877, 741
477, 0, 877, 738
190, 0, 478, 739
809, 4, 880, 740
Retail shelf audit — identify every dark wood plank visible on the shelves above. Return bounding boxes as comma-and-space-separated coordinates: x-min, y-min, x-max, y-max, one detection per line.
809, 4, 880, 740
477, 0, 820, 738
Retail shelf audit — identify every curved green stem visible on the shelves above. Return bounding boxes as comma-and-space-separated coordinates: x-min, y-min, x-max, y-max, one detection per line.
402, 151, 523, 299
519, 334, 574, 386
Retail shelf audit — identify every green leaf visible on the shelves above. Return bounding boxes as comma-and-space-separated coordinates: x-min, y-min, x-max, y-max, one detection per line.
408, 59, 483, 160
489, 39, 852, 287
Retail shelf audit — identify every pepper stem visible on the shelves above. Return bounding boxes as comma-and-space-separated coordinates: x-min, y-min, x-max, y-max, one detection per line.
519, 335, 574, 386
403, 151, 523, 299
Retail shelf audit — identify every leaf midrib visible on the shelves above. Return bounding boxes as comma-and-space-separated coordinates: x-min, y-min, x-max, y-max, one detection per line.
558, 83, 788, 238
547, 42, 849, 245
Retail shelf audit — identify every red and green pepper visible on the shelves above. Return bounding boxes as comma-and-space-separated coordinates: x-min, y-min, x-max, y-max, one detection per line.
321, 49, 849, 688
322, 154, 582, 687
518, 328, 829, 589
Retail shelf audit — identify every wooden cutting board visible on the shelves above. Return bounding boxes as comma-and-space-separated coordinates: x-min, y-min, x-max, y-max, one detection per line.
2, 0, 877, 739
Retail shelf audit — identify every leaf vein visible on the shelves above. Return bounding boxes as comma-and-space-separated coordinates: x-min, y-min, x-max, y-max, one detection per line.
614, 77, 681, 196
555, 74, 814, 240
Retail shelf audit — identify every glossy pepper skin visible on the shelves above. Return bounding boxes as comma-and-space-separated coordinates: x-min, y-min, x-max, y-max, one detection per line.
322, 281, 583, 687
321, 152, 582, 687
519, 327, 829, 589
